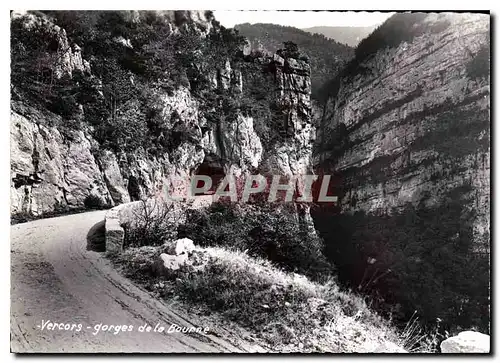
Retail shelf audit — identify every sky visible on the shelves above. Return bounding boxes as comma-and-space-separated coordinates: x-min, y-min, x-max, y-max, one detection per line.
212, 10, 393, 29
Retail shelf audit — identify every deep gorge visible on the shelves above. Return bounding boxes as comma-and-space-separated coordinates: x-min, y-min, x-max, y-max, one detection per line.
311, 12, 490, 334
10, 10, 490, 337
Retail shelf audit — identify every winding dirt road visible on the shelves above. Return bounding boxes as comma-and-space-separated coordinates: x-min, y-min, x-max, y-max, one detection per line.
10, 211, 254, 353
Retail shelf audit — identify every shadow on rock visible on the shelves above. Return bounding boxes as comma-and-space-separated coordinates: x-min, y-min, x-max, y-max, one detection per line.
87, 220, 106, 252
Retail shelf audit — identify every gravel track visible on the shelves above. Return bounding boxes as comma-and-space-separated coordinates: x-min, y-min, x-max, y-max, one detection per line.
10, 210, 251, 353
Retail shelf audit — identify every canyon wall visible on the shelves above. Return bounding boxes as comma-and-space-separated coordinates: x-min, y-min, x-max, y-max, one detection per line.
259, 54, 315, 177
315, 13, 490, 251
313, 13, 490, 331
10, 11, 314, 217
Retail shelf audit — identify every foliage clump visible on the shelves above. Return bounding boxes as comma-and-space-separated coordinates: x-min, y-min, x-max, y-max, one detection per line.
10, 11, 247, 154
177, 201, 333, 282
312, 184, 490, 337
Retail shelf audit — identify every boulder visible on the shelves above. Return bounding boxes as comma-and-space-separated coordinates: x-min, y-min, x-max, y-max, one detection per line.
440, 331, 490, 353
154, 253, 188, 276
163, 238, 195, 256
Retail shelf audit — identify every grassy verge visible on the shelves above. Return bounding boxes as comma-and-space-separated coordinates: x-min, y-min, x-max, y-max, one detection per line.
112, 244, 401, 352
177, 202, 333, 282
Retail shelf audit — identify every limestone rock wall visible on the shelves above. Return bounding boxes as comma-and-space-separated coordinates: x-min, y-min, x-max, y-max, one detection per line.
260, 54, 315, 178
11, 11, 91, 79
315, 13, 490, 250
10, 12, 315, 217
11, 111, 111, 215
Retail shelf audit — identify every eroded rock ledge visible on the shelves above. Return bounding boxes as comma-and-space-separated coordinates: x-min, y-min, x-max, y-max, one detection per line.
314, 13, 490, 251
10, 11, 314, 217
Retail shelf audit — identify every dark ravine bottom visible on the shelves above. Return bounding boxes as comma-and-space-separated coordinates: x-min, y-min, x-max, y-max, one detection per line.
310, 186, 490, 337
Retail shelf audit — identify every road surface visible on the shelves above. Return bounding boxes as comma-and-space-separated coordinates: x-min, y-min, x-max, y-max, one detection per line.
10, 210, 255, 353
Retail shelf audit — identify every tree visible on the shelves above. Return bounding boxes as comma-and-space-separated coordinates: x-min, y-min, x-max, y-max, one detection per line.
283, 41, 300, 58
95, 99, 147, 151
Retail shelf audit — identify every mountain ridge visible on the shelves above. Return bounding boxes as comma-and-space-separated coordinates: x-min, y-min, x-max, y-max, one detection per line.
234, 22, 354, 100
302, 25, 376, 46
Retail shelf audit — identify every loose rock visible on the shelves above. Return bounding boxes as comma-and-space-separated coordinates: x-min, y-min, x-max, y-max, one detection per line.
154, 253, 188, 276
163, 238, 195, 256
440, 331, 490, 353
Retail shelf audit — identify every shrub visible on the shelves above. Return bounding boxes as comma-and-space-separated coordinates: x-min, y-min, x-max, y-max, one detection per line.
123, 199, 179, 248
177, 202, 333, 281
95, 99, 148, 152
110, 245, 160, 283
83, 194, 106, 209
281, 41, 300, 59
311, 184, 490, 336
398, 312, 447, 353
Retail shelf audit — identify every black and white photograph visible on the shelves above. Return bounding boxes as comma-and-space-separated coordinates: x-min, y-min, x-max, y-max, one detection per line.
8, 7, 491, 354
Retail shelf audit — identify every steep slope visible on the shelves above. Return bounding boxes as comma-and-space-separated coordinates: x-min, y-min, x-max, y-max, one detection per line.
235, 23, 354, 100
313, 13, 490, 333
302, 26, 376, 47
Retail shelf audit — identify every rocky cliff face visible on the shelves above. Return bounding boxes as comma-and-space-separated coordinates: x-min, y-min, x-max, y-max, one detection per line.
259, 54, 315, 177
315, 13, 490, 251
11, 11, 91, 79
312, 13, 490, 331
10, 11, 314, 217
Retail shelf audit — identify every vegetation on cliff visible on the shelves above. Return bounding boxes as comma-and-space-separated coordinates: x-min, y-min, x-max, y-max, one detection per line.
11, 11, 246, 154
115, 199, 406, 352
312, 11, 490, 339
177, 202, 332, 282
312, 185, 490, 336
235, 22, 354, 100
316, 13, 452, 103
11, 11, 312, 158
